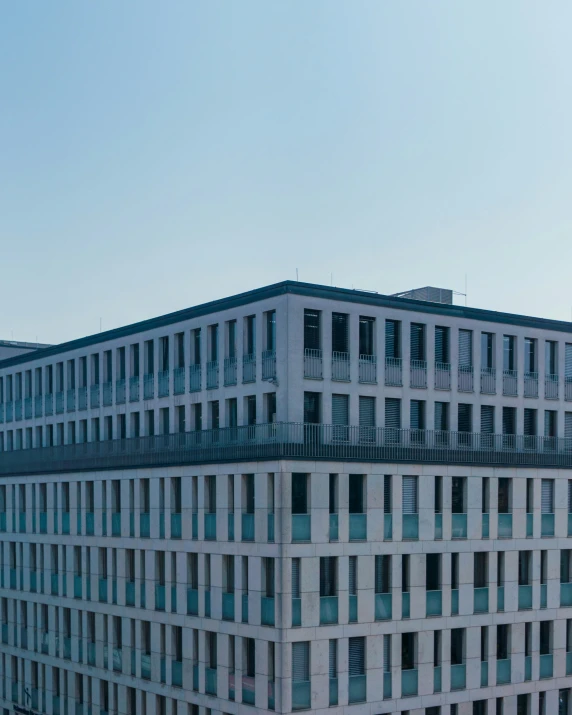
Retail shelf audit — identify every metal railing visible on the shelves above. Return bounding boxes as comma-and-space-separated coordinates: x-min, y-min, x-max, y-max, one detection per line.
242, 354, 256, 383
410, 359, 427, 388
566, 377, 572, 401
129, 376, 139, 402
458, 365, 474, 392
189, 364, 201, 392
115, 378, 126, 404
304, 348, 323, 379
332, 352, 350, 381
358, 354, 376, 384
90, 384, 100, 409
103, 381, 113, 406
480, 367, 496, 394
158, 370, 170, 398
385, 357, 402, 386
524, 371, 538, 398
434, 362, 451, 390
503, 369, 518, 396
206, 361, 219, 389
143, 374, 154, 400
78, 386, 87, 410
545, 373, 559, 399
66, 389, 76, 412
224, 357, 237, 386
262, 350, 276, 380
173, 367, 185, 394
5, 423, 572, 477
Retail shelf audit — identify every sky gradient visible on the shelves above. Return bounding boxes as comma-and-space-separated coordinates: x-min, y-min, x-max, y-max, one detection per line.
1, 2, 572, 345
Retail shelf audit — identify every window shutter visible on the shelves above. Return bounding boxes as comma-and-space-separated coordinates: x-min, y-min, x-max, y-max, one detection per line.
410, 400, 421, 430
524, 409, 536, 436
385, 321, 397, 359
383, 476, 391, 514
385, 398, 401, 429
435, 402, 448, 431
374, 556, 383, 594
402, 476, 418, 514
566, 413, 572, 440
348, 556, 357, 595
383, 635, 391, 672
459, 330, 473, 368
502, 407, 515, 435
359, 396, 375, 427
292, 642, 309, 682
458, 404, 472, 432
348, 637, 365, 677
566, 344, 572, 379
435, 327, 449, 364
410, 324, 425, 361
329, 640, 337, 679
568, 481, 572, 514
480, 406, 494, 434
541, 480, 554, 514
332, 395, 349, 426
292, 559, 300, 599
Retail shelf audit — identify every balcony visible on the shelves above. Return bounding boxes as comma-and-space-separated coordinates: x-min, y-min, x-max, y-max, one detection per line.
304, 348, 323, 379
320, 596, 338, 624
24, 395, 32, 418
262, 349, 277, 380
452, 588, 459, 615
498, 513, 513, 538
426, 590, 442, 617
348, 674, 366, 704
243, 353, 256, 383
224, 357, 237, 386
545, 373, 559, 399
143, 373, 154, 399
292, 681, 311, 711
524, 371, 538, 398
90, 384, 100, 408
541, 513, 554, 536
385, 356, 402, 386
206, 360, 219, 389
222, 592, 235, 621
503, 369, 518, 396
261, 596, 275, 626
410, 359, 427, 388
55, 393, 64, 415
332, 351, 350, 381
349, 513, 366, 540
115, 378, 126, 404
34, 394, 43, 417
401, 669, 418, 697
359, 354, 376, 383
384, 513, 392, 540
171, 512, 183, 539
403, 513, 418, 540
539, 653, 553, 679
481, 661, 488, 687
206, 667, 217, 695
204, 512, 217, 540
292, 514, 311, 542
402, 592, 410, 618
189, 364, 201, 392
435, 362, 451, 390
474, 587, 489, 613
518, 585, 532, 610
452, 513, 467, 539
242, 512, 255, 541
496, 658, 511, 684
458, 365, 474, 392
561, 582, 572, 607
450, 663, 466, 690
292, 597, 301, 626
526, 513, 533, 537
187, 588, 198, 615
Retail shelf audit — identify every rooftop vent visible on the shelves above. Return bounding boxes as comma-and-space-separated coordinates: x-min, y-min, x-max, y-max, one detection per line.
391, 287, 453, 305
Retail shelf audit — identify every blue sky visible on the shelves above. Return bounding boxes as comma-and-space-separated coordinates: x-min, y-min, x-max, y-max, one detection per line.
1, 2, 571, 344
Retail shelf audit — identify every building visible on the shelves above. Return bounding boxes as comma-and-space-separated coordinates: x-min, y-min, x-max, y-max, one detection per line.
0, 279, 571, 715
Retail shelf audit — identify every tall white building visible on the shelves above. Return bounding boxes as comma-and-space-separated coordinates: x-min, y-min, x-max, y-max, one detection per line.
0, 280, 571, 715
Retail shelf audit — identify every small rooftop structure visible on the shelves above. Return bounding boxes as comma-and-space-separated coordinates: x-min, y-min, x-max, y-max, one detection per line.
391, 286, 454, 305
0, 340, 51, 360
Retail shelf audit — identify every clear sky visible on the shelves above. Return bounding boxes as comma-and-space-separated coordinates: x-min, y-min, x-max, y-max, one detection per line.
1, 1, 572, 345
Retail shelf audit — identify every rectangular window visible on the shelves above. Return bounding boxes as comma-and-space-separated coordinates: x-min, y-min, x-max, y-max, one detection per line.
402, 476, 418, 514
410, 323, 426, 361
385, 397, 401, 429
458, 403, 472, 432
502, 407, 516, 435
524, 408, 537, 436
320, 557, 337, 597
303, 310, 320, 352
385, 319, 401, 359
503, 335, 515, 371
359, 316, 375, 356
542, 479, 555, 513
303, 392, 320, 424
410, 399, 425, 430
292, 642, 310, 683
331, 313, 349, 354
435, 326, 450, 364
546, 341, 558, 375
435, 401, 449, 431
524, 338, 537, 373
459, 329, 473, 368
348, 637, 365, 677
375, 555, 391, 593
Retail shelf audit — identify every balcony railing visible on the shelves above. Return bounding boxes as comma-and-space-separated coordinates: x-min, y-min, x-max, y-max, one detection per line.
90, 384, 100, 408
34, 395, 43, 417
458, 365, 474, 392
566, 376, 572, 401
243, 354, 256, 383
143, 374, 154, 400
358, 354, 376, 383
304, 348, 323, 379
524, 371, 538, 397
434, 362, 451, 390
385, 356, 402, 386
224, 357, 237, 386
158, 370, 170, 398
206, 361, 219, 389
173, 367, 185, 395
262, 349, 277, 380
115, 378, 126, 404
410, 359, 427, 388
8, 423, 572, 476
503, 369, 518, 396
545, 373, 559, 399
25, 396, 33, 418
189, 364, 201, 392
332, 352, 350, 381
103, 381, 113, 406
55, 392, 64, 415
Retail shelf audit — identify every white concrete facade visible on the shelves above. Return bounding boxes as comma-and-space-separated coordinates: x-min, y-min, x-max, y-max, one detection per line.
0, 281, 571, 715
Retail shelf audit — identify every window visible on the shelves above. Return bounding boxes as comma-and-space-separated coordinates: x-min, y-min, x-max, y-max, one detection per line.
474, 553, 488, 588
385, 320, 401, 358
265, 310, 276, 352
320, 557, 337, 597
497, 624, 509, 661
498, 478, 511, 513
402, 476, 418, 515
524, 408, 537, 436
542, 479, 554, 514
332, 313, 349, 355
434, 401, 449, 431
375, 555, 391, 593
332, 394, 349, 440
503, 335, 515, 371
540, 621, 552, 655
450, 628, 464, 665
401, 632, 415, 669
384, 475, 392, 514
291, 642, 310, 708
244, 315, 256, 356
452, 477, 466, 514
303, 392, 320, 424
303, 310, 320, 352
385, 397, 401, 429
435, 326, 450, 364
459, 329, 473, 369
292, 474, 308, 514
458, 403, 472, 432
359, 316, 375, 356
546, 341, 558, 376
410, 323, 426, 361
545, 410, 557, 438
329, 474, 338, 514
426, 553, 441, 591
410, 399, 425, 430
524, 338, 537, 373
518, 551, 531, 586
349, 474, 365, 514
502, 406, 516, 435
348, 637, 365, 701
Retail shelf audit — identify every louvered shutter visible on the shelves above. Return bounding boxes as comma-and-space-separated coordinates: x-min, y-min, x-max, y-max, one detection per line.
374, 556, 383, 594
320, 557, 336, 597
329, 640, 337, 679
568, 481, 572, 514
459, 330, 473, 368
435, 402, 448, 431
385, 321, 397, 359
349, 556, 357, 595
385, 398, 401, 429
359, 396, 375, 427
332, 395, 349, 425
402, 476, 418, 514
480, 406, 494, 434
292, 642, 309, 682
566, 344, 572, 379
435, 327, 449, 364
566, 413, 572, 440
524, 409, 536, 436
502, 407, 515, 435
292, 559, 300, 599
348, 637, 365, 677
383, 476, 391, 514
458, 404, 472, 432
410, 324, 425, 361
410, 400, 420, 430
383, 635, 391, 672
541, 480, 554, 514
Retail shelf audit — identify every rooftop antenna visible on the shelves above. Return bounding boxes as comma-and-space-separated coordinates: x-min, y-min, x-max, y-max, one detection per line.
100, 318, 102, 333
296, 268, 299, 282
331, 273, 333, 286
465, 274, 468, 306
